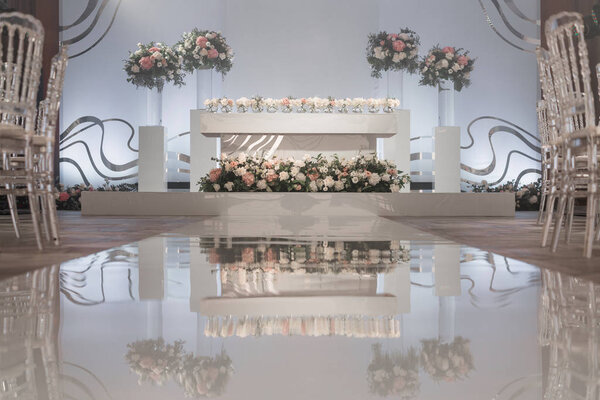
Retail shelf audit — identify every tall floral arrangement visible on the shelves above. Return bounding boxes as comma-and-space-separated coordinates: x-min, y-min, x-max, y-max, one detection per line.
176, 29, 234, 76
419, 46, 475, 91
199, 153, 410, 193
124, 42, 185, 90
367, 344, 420, 398
125, 339, 186, 386
420, 337, 474, 382
366, 29, 420, 78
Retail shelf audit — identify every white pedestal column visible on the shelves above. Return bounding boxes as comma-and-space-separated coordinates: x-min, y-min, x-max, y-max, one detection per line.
380, 264, 411, 314
383, 110, 411, 193
138, 237, 166, 300
434, 126, 461, 193
433, 244, 461, 297
190, 113, 218, 192
189, 237, 218, 312
138, 126, 167, 192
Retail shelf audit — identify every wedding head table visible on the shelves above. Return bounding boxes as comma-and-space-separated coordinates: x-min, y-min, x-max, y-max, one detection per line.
190, 110, 410, 192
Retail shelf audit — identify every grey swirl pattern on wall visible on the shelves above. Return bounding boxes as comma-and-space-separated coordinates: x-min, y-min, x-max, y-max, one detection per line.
477, 0, 539, 53
60, 116, 138, 185
461, 116, 541, 187
60, 0, 123, 59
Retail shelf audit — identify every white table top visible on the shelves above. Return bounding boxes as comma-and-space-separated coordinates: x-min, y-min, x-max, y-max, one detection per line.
191, 110, 407, 137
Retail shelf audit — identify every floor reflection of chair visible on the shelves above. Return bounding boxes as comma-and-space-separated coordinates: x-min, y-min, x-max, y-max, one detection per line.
0, 266, 61, 400
540, 270, 600, 400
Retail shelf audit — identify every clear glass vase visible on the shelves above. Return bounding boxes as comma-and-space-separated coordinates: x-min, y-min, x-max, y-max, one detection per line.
438, 79, 455, 126
196, 67, 213, 110
146, 87, 163, 126
386, 70, 404, 109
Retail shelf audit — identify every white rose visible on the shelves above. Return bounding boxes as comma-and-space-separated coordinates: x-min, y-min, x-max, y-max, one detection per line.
234, 167, 246, 176
294, 160, 305, 168
152, 51, 162, 60
398, 33, 410, 40
131, 65, 140, 73
224, 182, 233, 191
219, 53, 226, 60
134, 49, 142, 56
238, 153, 247, 163
334, 181, 345, 191
324, 176, 335, 187
368, 174, 381, 186
392, 53, 401, 63
382, 174, 391, 182
290, 167, 300, 177
296, 172, 306, 181
213, 183, 220, 191
257, 179, 267, 190
323, 186, 329, 191
279, 171, 290, 181
351, 177, 359, 184
398, 52, 407, 60
309, 181, 318, 192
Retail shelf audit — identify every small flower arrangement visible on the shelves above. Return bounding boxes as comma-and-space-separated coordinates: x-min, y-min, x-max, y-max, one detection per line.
199, 153, 410, 193
125, 339, 186, 386
202, 97, 400, 113
235, 96, 252, 112
176, 29, 233, 76
420, 337, 474, 382
124, 42, 185, 90
471, 178, 541, 211
367, 344, 420, 398
56, 182, 137, 211
419, 46, 475, 91
366, 29, 420, 78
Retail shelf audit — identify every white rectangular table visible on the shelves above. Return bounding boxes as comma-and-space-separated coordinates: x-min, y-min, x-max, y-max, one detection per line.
189, 110, 411, 192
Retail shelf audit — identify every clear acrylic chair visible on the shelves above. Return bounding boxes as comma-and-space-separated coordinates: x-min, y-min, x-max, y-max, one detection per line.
0, 12, 45, 249
544, 12, 600, 258
536, 99, 552, 225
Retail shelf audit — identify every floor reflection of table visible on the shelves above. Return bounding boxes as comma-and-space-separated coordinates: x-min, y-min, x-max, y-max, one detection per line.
190, 111, 410, 192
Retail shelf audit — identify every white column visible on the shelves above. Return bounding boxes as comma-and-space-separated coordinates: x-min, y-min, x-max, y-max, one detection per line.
189, 237, 218, 313
138, 126, 167, 192
434, 127, 461, 193
433, 244, 461, 297
190, 111, 218, 192
381, 264, 411, 314
383, 110, 411, 193
138, 237, 166, 338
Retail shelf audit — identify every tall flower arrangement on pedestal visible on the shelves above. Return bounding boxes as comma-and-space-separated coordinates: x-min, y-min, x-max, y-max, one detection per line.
366, 28, 420, 78
418, 46, 475, 92
176, 29, 234, 76
124, 42, 185, 90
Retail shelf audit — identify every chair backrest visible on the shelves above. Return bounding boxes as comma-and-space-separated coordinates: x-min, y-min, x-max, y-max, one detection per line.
0, 12, 44, 133
545, 12, 595, 137
536, 48, 560, 145
37, 45, 68, 139
537, 100, 550, 148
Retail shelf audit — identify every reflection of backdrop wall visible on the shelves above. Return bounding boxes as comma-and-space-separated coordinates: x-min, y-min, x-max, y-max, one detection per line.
59, 0, 540, 188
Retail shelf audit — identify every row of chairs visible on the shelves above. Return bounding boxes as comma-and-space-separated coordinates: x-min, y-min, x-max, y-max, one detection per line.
537, 12, 600, 258
0, 12, 68, 250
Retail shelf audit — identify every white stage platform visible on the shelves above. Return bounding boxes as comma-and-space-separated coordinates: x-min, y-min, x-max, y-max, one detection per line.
81, 192, 515, 217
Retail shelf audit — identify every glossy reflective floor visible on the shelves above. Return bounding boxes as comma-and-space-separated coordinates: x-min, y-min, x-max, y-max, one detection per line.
1, 216, 598, 399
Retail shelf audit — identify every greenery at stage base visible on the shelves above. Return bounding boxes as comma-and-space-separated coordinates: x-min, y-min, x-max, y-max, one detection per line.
471, 178, 541, 211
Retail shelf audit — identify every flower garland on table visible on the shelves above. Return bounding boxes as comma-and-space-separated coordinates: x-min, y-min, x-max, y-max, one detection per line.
471, 178, 541, 211
199, 153, 410, 193
176, 29, 234, 76
124, 42, 185, 90
366, 28, 421, 78
419, 46, 475, 91
367, 344, 420, 398
203, 97, 401, 113
420, 337, 474, 382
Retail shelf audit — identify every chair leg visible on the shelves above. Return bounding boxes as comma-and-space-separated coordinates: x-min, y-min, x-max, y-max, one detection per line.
583, 194, 597, 258
39, 192, 51, 241
565, 196, 575, 243
551, 193, 568, 252
542, 193, 557, 247
46, 190, 60, 246
538, 191, 547, 225
27, 183, 43, 251
5, 187, 21, 238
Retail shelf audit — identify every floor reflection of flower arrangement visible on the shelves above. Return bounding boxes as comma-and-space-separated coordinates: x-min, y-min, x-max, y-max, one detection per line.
420, 337, 474, 382
176, 350, 234, 398
367, 344, 420, 398
125, 339, 185, 386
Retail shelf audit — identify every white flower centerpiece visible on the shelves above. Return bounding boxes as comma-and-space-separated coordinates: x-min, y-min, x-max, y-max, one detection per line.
419, 45, 475, 126
199, 153, 410, 193
176, 29, 234, 108
235, 96, 252, 112
124, 42, 185, 125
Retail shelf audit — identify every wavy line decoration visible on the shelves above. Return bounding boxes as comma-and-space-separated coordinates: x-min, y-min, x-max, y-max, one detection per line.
60, 0, 122, 59
59, 116, 138, 185
478, 0, 540, 53
461, 116, 541, 187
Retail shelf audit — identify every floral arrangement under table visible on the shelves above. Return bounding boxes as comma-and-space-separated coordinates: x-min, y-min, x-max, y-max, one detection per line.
190, 104, 410, 192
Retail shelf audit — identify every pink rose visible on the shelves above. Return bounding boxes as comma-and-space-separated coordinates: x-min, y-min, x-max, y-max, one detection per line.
148, 47, 160, 53
457, 55, 469, 66
392, 40, 406, 52
196, 36, 208, 48
282, 98, 290, 106
58, 192, 70, 202
266, 172, 278, 183
209, 168, 221, 183
207, 49, 218, 59
380, 40, 385, 46
442, 46, 455, 54
242, 172, 255, 186
139, 56, 153, 70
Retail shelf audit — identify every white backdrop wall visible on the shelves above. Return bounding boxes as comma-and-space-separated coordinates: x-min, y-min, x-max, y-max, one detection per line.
59, 0, 541, 188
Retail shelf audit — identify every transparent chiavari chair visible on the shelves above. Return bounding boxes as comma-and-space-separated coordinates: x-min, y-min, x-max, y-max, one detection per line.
0, 12, 45, 250
536, 100, 552, 225
544, 12, 600, 258
8, 46, 69, 246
